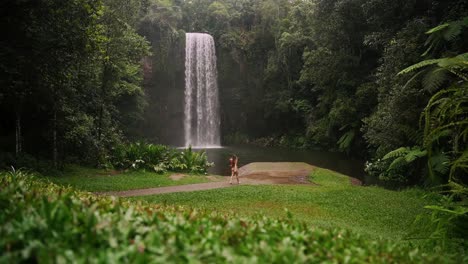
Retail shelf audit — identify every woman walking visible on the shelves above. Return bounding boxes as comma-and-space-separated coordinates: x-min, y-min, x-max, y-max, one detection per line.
229, 155, 240, 184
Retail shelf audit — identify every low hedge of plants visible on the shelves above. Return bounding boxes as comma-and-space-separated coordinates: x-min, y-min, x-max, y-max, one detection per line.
110, 142, 212, 174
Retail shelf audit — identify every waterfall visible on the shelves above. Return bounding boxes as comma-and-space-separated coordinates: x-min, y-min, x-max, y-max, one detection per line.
184, 33, 221, 148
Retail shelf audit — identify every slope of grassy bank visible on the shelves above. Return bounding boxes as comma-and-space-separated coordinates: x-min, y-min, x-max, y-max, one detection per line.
0, 170, 458, 263
43, 165, 222, 192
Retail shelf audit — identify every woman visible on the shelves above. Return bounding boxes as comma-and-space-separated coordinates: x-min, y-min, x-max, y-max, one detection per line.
229, 155, 240, 184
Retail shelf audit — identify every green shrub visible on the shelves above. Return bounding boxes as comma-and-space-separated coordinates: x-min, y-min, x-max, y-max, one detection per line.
170, 147, 213, 174
0, 170, 459, 263
110, 142, 212, 174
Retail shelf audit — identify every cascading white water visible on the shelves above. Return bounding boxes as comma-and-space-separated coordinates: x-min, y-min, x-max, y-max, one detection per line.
184, 33, 221, 148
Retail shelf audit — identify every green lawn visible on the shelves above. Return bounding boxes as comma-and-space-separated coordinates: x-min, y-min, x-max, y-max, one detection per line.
2, 170, 454, 263
44, 165, 441, 244
43, 165, 223, 192
135, 168, 439, 241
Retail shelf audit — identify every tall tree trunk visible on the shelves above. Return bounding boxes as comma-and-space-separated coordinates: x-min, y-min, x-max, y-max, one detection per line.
15, 111, 22, 156
97, 63, 109, 143
53, 110, 58, 168
97, 104, 103, 141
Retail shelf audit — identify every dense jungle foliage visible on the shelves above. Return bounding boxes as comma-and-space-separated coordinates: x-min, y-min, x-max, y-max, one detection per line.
1, 1, 467, 185
1, 0, 467, 261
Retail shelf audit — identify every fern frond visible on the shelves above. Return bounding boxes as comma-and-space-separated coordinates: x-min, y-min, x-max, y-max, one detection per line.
449, 150, 468, 182
398, 59, 441, 75
461, 126, 468, 142
383, 147, 409, 160
421, 40, 437, 57
426, 23, 450, 34
438, 53, 468, 69
446, 180, 468, 196
388, 156, 407, 171
422, 88, 459, 137
423, 128, 452, 147
337, 130, 355, 152
400, 125, 423, 145
443, 22, 463, 42
447, 68, 468, 82
422, 68, 449, 92
405, 149, 427, 163
402, 70, 425, 90
429, 152, 450, 175
423, 17, 468, 54
400, 53, 468, 77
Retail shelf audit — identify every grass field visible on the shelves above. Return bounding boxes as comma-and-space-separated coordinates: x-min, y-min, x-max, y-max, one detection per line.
43, 165, 223, 192
3, 170, 456, 262
44, 165, 443, 245
135, 168, 439, 241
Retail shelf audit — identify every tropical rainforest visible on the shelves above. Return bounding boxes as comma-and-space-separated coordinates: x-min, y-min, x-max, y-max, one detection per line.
0, 0, 467, 262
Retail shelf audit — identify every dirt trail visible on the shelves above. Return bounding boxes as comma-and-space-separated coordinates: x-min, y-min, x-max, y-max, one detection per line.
238, 162, 315, 185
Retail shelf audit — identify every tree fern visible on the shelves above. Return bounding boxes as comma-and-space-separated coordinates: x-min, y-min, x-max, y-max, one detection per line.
390, 18, 468, 185
423, 17, 468, 56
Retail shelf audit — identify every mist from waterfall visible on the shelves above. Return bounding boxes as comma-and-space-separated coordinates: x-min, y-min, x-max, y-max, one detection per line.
184, 33, 221, 148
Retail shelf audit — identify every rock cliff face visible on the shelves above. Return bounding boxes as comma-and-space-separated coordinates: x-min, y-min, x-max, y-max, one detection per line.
141, 31, 186, 146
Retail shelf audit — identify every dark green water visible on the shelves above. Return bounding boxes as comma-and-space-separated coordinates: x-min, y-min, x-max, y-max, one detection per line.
195, 145, 366, 181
